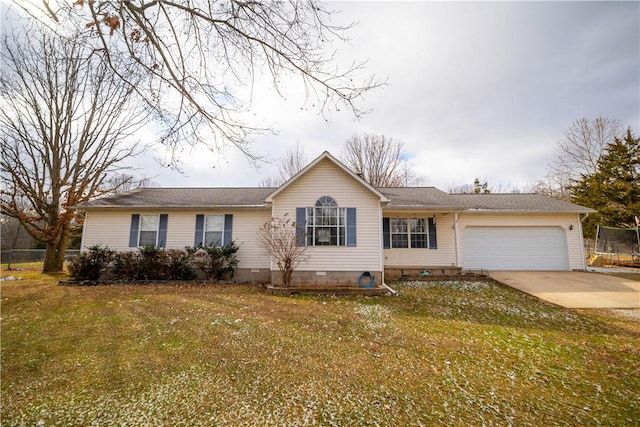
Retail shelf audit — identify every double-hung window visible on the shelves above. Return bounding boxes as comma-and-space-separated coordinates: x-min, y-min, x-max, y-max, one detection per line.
194, 214, 233, 247
139, 215, 160, 246
204, 215, 224, 246
129, 214, 168, 247
296, 196, 356, 247
307, 196, 346, 246
384, 217, 436, 249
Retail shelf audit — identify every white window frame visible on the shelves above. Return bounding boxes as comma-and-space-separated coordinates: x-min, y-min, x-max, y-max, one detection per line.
306, 196, 346, 247
390, 218, 428, 249
138, 214, 160, 247
203, 214, 225, 247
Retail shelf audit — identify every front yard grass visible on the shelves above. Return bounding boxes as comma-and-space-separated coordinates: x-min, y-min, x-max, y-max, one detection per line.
1, 272, 639, 426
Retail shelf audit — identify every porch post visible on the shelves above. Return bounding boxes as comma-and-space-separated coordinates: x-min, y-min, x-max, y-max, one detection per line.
454, 211, 460, 267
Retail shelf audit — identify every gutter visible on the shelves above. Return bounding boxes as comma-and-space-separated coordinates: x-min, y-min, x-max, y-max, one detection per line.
72, 204, 270, 210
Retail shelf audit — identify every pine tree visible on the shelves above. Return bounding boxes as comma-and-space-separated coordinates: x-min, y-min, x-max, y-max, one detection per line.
570, 129, 640, 237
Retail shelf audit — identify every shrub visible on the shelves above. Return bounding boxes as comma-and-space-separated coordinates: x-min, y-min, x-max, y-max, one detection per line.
256, 216, 308, 287
112, 251, 140, 281
191, 242, 239, 280
167, 249, 196, 280
135, 246, 171, 280
76, 245, 236, 283
67, 245, 115, 281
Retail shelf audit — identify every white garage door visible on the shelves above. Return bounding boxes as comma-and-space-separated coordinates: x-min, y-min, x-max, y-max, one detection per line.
463, 226, 569, 271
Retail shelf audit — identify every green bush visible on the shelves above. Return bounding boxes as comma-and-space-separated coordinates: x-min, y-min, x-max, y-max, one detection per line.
136, 246, 171, 280
67, 245, 115, 281
72, 245, 237, 282
167, 249, 196, 280
112, 251, 140, 282
191, 242, 239, 280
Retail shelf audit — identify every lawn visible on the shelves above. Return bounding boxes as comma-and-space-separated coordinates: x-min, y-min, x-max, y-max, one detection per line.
1, 269, 639, 426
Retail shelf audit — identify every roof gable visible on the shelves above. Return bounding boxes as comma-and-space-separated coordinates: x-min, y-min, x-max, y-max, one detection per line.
264, 151, 390, 203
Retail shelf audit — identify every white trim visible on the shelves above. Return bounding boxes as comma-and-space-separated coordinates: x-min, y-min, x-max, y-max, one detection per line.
453, 211, 460, 267
138, 213, 160, 247
79, 211, 88, 251
578, 215, 587, 270
264, 151, 390, 204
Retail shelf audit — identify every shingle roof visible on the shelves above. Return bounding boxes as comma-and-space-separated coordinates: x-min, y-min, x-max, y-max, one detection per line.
379, 187, 458, 209
79, 188, 274, 208
377, 188, 593, 212
448, 193, 594, 212
78, 186, 594, 213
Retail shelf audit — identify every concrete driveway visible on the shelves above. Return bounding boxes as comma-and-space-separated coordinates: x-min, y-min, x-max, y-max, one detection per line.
489, 271, 640, 308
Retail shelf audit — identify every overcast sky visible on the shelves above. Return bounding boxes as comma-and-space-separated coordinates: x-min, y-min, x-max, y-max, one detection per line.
112, 1, 640, 190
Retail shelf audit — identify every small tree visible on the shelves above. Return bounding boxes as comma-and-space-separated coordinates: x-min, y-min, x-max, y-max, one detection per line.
569, 128, 640, 237
256, 215, 308, 287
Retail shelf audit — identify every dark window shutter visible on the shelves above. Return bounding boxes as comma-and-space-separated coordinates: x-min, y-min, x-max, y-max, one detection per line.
194, 214, 204, 246
129, 214, 140, 247
295, 207, 306, 247
428, 217, 438, 249
224, 214, 233, 246
383, 217, 390, 249
158, 214, 168, 247
346, 208, 357, 247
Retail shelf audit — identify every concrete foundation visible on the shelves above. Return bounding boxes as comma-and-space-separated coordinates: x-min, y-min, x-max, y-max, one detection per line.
271, 270, 383, 288
384, 266, 463, 280
232, 268, 271, 284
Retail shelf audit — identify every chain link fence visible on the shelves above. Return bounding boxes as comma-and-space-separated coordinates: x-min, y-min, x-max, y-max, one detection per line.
1, 249, 80, 270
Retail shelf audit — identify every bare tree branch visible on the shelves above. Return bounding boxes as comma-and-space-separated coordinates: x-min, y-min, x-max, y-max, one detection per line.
542, 116, 622, 200
0, 25, 149, 272
256, 215, 308, 287
341, 134, 424, 187
14, 1, 385, 167
260, 141, 309, 187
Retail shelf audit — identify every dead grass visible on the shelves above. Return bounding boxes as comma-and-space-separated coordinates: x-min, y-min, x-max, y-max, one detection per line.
1, 272, 639, 426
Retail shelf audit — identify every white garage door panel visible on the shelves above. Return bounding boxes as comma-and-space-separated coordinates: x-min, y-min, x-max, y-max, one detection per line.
464, 227, 569, 271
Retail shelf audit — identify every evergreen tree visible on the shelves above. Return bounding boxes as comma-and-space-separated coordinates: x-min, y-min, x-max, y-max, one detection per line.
570, 129, 640, 237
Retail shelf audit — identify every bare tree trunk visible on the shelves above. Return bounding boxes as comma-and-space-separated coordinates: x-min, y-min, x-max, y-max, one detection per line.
43, 242, 60, 273
1, 26, 147, 274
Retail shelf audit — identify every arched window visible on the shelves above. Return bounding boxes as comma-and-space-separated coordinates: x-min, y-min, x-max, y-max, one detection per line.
307, 196, 346, 246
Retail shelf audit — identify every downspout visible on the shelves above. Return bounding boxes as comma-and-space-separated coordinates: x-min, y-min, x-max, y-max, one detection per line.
79, 211, 88, 252
579, 212, 590, 270
453, 210, 463, 268
379, 202, 397, 295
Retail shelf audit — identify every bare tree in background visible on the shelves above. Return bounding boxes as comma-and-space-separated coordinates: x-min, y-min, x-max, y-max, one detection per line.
449, 179, 524, 194
341, 134, 424, 187
0, 26, 148, 272
16, 1, 383, 167
105, 173, 159, 194
1, 215, 37, 251
540, 116, 622, 200
260, 142, 309, 187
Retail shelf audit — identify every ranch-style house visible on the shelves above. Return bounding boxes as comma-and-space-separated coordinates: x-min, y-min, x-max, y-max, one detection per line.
78, 151, 594, 286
